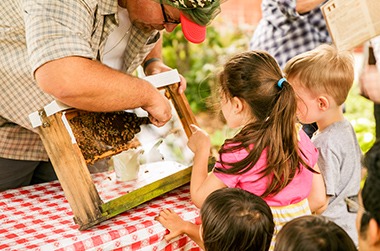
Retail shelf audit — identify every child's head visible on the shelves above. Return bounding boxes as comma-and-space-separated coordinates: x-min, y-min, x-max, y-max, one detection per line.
357, 140, 380, 251
201, 187, 275, 251
218, 50, 289, 127
216, 51, 311, 197
274, 215, 357, 251
283, 44, 354, 123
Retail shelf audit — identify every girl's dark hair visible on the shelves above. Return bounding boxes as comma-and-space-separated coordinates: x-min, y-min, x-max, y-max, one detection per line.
215, 50, 312, 197
274, 215, 357, 251
201, 188, 275, 251
361, 140, 380, 236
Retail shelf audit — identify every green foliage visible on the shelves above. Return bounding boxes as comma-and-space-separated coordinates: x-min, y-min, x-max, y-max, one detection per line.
162, 25, 248, 113
345, 85, 376, 153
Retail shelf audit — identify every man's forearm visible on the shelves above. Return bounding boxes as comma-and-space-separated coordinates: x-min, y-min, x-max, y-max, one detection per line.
35, 56, 162, 112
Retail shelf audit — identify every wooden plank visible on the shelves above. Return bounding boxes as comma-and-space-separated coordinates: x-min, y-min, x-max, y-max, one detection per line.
163, 83, 198, 137
100, 166, 192, 218
37, 110, 106, 230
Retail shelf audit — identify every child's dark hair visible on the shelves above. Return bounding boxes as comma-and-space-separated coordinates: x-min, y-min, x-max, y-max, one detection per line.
201, 187, 274, 251
215, 50, 312, 197
274, 215, 357, 251
360, 140, 380, 236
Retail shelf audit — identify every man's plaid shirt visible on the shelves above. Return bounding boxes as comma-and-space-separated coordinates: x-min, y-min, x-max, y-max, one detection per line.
250, 0, 332, 69
0, 0, 160, 161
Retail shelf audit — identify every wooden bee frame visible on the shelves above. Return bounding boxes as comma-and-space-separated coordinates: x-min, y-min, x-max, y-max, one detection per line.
33, 77, 198, 230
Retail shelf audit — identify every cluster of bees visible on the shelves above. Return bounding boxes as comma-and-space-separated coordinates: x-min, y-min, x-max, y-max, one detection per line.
68, 111, 149, 164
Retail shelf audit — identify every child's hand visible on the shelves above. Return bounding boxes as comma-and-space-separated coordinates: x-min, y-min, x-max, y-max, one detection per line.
187, 124, 211, 153
155, 209, 187, 241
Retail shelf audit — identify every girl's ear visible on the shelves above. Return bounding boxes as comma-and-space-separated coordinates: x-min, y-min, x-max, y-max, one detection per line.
232, 97, 244, 114
317, 96, 329, 111
368, 218, 380, 246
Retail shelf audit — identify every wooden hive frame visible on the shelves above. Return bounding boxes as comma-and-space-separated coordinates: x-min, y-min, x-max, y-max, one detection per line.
31, 71, 198, 230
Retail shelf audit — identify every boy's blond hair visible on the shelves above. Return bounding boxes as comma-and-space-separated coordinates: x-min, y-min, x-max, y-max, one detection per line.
284, 44, 354, 106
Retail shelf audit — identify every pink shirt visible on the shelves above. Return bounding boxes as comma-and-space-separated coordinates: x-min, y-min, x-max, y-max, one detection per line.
213, 129, 318, 207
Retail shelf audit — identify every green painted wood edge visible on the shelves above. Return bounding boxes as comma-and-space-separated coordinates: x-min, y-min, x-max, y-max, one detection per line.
100, 166, 192, 219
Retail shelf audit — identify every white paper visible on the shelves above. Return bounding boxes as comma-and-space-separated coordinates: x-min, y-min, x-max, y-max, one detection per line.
322, 0, 380, 50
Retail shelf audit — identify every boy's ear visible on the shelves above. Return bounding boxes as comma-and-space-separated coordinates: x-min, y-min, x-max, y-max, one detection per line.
368, 218, 380, 246
317, 96, 329, 111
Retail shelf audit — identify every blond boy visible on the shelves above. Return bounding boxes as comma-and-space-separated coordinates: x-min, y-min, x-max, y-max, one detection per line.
284, 44, 362, 246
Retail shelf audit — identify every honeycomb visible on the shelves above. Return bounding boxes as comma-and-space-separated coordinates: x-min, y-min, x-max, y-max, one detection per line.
68, 111, 149, 164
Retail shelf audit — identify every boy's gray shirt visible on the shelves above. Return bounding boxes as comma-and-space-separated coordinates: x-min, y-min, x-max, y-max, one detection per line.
312, 119, 362, 246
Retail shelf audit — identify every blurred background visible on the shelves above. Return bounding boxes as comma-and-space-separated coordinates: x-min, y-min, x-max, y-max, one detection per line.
159, 0, 375, 155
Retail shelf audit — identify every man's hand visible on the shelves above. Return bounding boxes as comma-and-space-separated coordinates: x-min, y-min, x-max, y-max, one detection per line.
359, 64, 380, 103
142, 89, 172, 127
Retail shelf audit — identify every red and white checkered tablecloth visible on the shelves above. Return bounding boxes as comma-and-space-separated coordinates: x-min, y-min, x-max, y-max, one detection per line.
0, 173, 201, 251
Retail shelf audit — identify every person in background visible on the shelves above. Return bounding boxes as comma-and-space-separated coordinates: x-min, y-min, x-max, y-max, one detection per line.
0, 0, 223, 191
187, 50, 326, 249
284, 44, 362, 245
348, 140, 380, 251
274, 215, 357, 251
250, 0, 331, 137
249, 0, 330, 69
155, 187, 275, 251
359, 36, 380, 141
